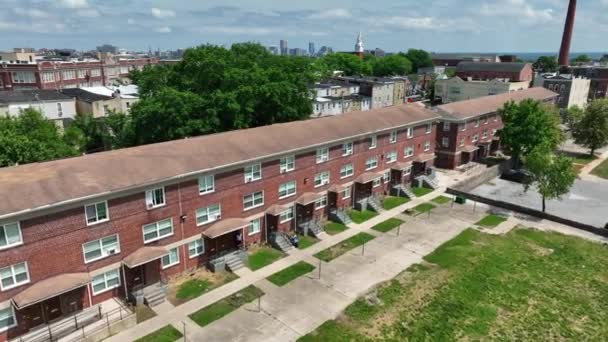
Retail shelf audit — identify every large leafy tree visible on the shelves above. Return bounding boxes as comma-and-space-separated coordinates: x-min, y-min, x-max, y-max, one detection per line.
525, 147, 577, 212
403, 49, 433, 72
571, 54, 591, 65
498, 99, 563, 167
319, 52, 371, 76
533, 56, 558, 72
371, 54, 412, 77
572, 99, 608, 156
0, 108, 78, 167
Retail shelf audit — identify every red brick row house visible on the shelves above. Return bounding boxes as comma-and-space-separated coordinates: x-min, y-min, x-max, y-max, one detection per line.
0, 104, 441, 340
433, 87, 558, 169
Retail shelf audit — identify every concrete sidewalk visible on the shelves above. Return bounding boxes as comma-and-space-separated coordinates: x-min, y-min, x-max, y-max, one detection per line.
106, 187, 449, 342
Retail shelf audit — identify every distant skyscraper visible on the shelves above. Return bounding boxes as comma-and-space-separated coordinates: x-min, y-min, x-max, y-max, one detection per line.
309, 42, 315, 56
280, 40, 288, 56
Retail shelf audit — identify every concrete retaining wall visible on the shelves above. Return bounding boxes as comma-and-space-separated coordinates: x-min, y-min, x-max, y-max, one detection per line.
452, 159, 513, 192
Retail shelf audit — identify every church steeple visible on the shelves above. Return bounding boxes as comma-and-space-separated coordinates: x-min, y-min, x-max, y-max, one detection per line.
355, 31, 364, 53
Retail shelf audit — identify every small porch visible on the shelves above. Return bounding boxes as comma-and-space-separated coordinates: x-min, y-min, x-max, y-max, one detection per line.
460, 145, 480, 165
389, 162, 416, 198
122, 246, 168, 306
204, 218, 251, 272
295, 192, 325, 237
353, 172, 383, 212
412, 153, 436, 177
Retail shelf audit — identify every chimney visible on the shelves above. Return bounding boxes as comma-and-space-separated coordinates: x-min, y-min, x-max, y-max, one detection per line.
558, 0, 577, 67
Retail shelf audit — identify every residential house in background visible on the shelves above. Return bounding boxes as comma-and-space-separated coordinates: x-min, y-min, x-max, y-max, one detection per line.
570, 66, 608, 99
537, 74, 590, 109
434, 76, 530, 103
431, 53, 500, 67
0, 89, 76, 128
391, 77, 411, 105
455, 62, 534, 83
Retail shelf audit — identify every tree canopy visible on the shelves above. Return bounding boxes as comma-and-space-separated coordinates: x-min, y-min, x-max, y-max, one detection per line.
533, 56, 558, 72
571, 54, 591, 64
403, 49, 433, 72
318, 53, 372, 76
571, 99, 608, 156
371, 54, 412, 77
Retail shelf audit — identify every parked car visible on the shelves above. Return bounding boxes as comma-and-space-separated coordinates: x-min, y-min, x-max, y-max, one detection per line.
500, 169, 532, 184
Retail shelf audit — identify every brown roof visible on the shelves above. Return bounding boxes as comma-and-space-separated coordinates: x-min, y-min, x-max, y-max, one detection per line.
123, 246, 167, 268
296, 192, 324, 206
413, 153, 436, 163
202, 218, 250, 239
355, 172, 382, 184
266, 204, 289, 216
327, 184, 345, 193
0, 104, 440, 218
390, 161, 412, 171
434, 87, 558, 121
461, 145, 480, 153
13, 273, 90, 309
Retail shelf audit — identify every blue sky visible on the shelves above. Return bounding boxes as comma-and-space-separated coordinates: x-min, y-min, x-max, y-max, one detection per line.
1, 0, 607, 53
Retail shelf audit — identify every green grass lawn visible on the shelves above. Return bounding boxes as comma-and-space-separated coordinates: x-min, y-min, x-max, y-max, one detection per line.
432, 195, 451, 205
247, 247, 285, 271
371, 218, 404, 233
382, 196, 410, 210
348, 210, 378, 224
189, 285, 264, 327
591, 158, 608, 180
300, 228, 608, 341
324, 222, 349, 235
475, 214, 508, 228
559, 151, 597, 165
266, 261, 316, 286
175, 279, 212, 301
134, 325, 182, 342
407, 202, 436, 215
412, 186, 434, 197
297, 234, 319, 249
314, 232, 376, 262
168, 271, 238, 306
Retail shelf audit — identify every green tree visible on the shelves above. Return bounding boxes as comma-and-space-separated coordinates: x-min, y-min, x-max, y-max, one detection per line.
319, 52, 371, 76
403, 49, 433, 72
600, 54, 608, 64
563, 105, 584, 133
524, 147, 577, 212
571, 54, 591, 65
572, 99, 608, 156
498, 99, 563, 167
65, 112, 110, 153
371, 54, 412, 77
105, 111, 136, 148
533, 56, 558, 72
0, 108, 78, 167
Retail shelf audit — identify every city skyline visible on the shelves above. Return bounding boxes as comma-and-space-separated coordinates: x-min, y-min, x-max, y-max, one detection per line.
1, 0, 607, 53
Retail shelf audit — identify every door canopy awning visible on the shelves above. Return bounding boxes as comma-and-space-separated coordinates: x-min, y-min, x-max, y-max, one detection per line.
413, 153, 436, 163
355, 172, 382, 184
123, 246, 167, 268
296, 192, 323, 206
461, 145, 480, 153
202, 218, 250, 239
12, 273, 90, 309
266, 204, 289, 216
390, 162, 413, 171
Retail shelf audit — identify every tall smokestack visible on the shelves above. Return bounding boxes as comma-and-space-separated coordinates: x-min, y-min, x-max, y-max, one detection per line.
558, 0, 577, 66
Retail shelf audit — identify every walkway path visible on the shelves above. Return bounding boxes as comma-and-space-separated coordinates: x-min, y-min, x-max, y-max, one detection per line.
579, 150, 608, 177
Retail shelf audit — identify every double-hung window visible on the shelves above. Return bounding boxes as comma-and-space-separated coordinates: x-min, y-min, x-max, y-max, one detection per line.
383, 170, 391, 183
389, 131, 397, 143
243, 191, 264, 210
314, 171, 330, 187
443, 122, 450, 132
162, 248, 180, 269
406, 127, 414, 138
198, 175, 215, 194
244, 163, 262, 183
461, 122, 467, 131
0, 307, 17, 332
280, 155, 295, 173
249, 218, 261, 235
366, 156, 378, 170
196, 204, 221, 226
460, 137, 465, 146
424, 141, 431, 151
0, 222, 22, 249
340, 164, 354, 178
341, 187, 351, 199
145, 187, 165, 209
83, 234, 120, 263
278, 181, 296, 199
404, 146, 414, 158
472, 134, 479, 142
188, 239, 205, 258
91, 268, 120, 295
85, 201, 109, 225
386, 151, 397, 164
0, 262, 29, 291
442, 137, 450, 148
279, 207, 294, 223
314, 195, 327, 210
426, 123, 432, 134
342, 142, 353, 156
372, 177, 382, 188
475, 119, 480, 127
369, 135, 377, 149
143, 218, 173, 243
404, 166, 412, 175
316, 147, 329, 163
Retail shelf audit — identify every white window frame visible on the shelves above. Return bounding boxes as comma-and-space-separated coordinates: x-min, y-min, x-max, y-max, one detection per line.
279, 207, 294, 223
404, 166, 412, 175
340, 164, 354, 179
461, 122, 467, 131
365, 156, 378, 170
316, 147, 329, 164
442, 137, 449, 148
162, 247, 180, 269
244, 163, 262, 183
424, 141, 431, 151
0, 306, 17, 332
482, 130, 488, 139
386, 151, 397, 164
426, 123, 432, 134
442, 122, 450, 132
460, 138, 465, 146
475, 119, 480, 127
404, 146, 414, 158
278, 181, 297, 199
82, 234, 120, 264
0, 262, 30, 291
406, 127, 414, 138
0, 222, 23, 250
145, 187, 165, 209
188, 239, 205, 258
314, 171, 330, 187
369, 135, 377, 149
372, 178, 382, 188
389, 131, 397, 143
342, 141, 353, 156
142, 218, 174, 244
279, 155, 295, 173
198, 175, 215, 195
484, 116, 489, 124
314, 195, 327, 210
196, 204, 221, 226
85, 201, 109, 226
341, 187, 351, 199
248, 218, 261, 235
243, 191, 264, 211
91, 268, 121, 296
383, 170, 391, 183
472, 134, 479, 142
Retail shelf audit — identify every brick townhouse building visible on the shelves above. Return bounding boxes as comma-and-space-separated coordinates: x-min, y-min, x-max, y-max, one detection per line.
0, 104, 441, 340
432, 87, 558, 169
455, 61, 534, 83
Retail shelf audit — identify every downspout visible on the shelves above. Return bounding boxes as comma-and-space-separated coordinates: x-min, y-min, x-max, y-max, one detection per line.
177, 181, 187, 272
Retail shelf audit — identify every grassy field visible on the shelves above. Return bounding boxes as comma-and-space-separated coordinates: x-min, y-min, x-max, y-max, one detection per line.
314, 233, 376, 262
168, 270, 238, 306
297, 234, 319, 249
267, 261, 316, 286
382, 196, 410, 210
324, 222, 349, 235
412, 187, 434, 197
348, 210, 378, 224
476, 214, 508, 228
247, 247, 285, 271
371, 218, 404, 233
432, 195, 451, 205
591, 158, 608, 180
300, 228, 608, 341
407, 202, 436, 215
134, 325, 182, 342
189, 285, 264, 327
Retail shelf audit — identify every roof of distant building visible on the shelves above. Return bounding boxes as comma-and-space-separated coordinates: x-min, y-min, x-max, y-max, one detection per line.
0, 89, 73, 104
456, 61, 529, 73
431, 53, 499, 60
59, 88, 114, 103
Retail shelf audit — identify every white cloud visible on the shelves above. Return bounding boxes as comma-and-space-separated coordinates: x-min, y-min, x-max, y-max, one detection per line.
196, 26, 274, 35
480, 0, 553, 22
309, 8, 351, 19
76, 9, 100, 18
155, 26, 172, 33
59, 0, 89, 9
14, 8, 48, 18
151, 8, 176, 19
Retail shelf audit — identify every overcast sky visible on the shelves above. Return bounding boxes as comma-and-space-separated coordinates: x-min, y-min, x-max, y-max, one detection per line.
1, 0, 607, 53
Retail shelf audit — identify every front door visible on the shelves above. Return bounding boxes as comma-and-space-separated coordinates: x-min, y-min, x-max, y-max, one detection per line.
60, 288, 83, 315
21, 304, 45, 330
43, 296, 63, 322
144, 260, 161, 286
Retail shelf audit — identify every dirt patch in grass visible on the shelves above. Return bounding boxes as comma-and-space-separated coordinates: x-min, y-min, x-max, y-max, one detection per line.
167, 269, 238, 306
